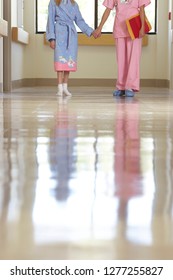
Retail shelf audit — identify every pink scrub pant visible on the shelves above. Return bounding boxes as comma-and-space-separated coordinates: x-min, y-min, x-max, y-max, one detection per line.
115, 37, 142, 92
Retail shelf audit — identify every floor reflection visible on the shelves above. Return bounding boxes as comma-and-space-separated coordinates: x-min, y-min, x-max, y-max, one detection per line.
151, 99, 173, 249
114, 99, 142, 199
49, 96, 77, 201
0, 96, 37, 258
0, 87, 173, 259
113, 99, 154, 250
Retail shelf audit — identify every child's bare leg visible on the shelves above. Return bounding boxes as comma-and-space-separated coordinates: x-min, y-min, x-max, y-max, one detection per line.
63, 71, 69, 83
63, 71, 71, 96
57, 71, 63, 96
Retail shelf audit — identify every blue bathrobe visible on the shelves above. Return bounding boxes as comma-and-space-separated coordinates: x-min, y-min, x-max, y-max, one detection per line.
46, 0, 94, 71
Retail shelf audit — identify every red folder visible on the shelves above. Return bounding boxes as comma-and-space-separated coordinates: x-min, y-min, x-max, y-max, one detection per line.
126, 13, 152, 40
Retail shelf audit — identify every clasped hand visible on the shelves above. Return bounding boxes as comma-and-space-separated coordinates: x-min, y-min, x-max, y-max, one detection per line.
92, 27, 102, 39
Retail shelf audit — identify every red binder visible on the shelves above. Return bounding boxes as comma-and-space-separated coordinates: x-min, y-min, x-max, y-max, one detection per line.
126, 13, 152, 40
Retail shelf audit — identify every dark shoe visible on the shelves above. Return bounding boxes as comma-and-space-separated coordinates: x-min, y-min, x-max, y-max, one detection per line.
125, 90, 134, 97
113, 90, 125, 97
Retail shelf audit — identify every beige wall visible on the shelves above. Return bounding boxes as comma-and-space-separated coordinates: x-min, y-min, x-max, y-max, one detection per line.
11, 0, 26, 81
12, 0, 169, 83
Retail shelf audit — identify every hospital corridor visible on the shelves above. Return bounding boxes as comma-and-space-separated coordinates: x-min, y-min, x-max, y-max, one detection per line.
1, 0, 173, 261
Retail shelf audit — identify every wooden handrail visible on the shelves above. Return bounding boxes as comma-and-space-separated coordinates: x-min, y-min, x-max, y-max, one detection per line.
44, 33, 148, 46
0, 18, 8, 37
12, 27, 29, 45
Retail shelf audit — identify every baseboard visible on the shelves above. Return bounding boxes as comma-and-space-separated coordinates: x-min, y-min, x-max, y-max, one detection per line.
141, 79, 170, 88
12, 78, 170, 89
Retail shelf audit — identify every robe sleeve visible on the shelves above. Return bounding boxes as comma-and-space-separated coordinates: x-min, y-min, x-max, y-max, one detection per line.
46, 0, 56, 41
74, 3, 94, 37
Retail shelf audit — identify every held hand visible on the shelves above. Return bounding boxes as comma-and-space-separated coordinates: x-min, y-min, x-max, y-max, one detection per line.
93, 27, 102, 39
50, 40, 55, 49
92, 30, 99, 39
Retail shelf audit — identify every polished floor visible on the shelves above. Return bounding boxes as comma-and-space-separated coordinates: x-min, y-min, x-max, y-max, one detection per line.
0, 86, 173, 260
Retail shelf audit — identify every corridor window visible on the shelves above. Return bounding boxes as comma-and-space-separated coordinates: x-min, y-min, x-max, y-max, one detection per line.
36, 0, 157, 34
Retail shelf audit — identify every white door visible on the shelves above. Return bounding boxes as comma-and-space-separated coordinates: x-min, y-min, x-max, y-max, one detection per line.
3, 0, 11, 92
170, 0, 173, 89
0, 0, 3, 92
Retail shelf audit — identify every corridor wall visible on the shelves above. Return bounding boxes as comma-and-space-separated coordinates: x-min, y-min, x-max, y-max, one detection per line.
11, 0, 170, 88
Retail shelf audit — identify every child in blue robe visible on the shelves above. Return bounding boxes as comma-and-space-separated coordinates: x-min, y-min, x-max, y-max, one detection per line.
46, 0, 95, 96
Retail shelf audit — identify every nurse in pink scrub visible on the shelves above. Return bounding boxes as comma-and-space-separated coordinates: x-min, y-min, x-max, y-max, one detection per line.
95, 0, 151, 97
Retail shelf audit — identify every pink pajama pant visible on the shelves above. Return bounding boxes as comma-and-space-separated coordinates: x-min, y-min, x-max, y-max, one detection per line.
115, 37, 142, 92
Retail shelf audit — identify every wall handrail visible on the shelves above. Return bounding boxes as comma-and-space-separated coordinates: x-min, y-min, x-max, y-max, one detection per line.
12, 27, 29, 45
0, 18, 8, 37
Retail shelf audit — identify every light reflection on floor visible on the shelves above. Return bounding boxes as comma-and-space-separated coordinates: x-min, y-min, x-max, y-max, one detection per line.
0, 87, 173, 259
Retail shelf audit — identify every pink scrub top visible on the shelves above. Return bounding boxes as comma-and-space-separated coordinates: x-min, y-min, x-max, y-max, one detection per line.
103, 0, 151, 38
